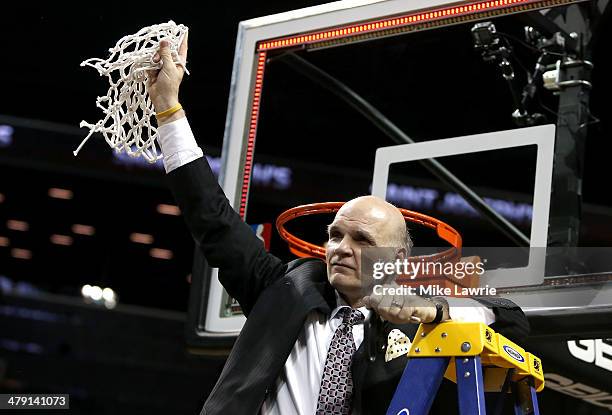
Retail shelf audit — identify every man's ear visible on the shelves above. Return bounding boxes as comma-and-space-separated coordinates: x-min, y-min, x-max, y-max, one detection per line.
396, 247, 407, 261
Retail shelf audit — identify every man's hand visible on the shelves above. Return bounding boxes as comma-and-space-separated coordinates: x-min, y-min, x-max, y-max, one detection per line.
362, 283, 446, 324
147, 34, 188, 125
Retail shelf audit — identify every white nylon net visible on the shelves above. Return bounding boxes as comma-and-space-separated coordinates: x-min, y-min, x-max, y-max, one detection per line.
75, 21, 189, 163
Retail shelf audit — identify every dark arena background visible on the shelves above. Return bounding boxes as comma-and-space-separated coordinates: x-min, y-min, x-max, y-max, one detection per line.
1, 1, 612, 414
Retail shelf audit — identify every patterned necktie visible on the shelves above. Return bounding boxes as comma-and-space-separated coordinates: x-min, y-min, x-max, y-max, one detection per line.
316, 308, 364, 415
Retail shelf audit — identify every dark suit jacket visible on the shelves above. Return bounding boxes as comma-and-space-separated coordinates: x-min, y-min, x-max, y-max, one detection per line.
168, 157, 530, 415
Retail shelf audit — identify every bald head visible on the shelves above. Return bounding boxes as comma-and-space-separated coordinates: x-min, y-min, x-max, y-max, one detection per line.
335, 196, 411, 251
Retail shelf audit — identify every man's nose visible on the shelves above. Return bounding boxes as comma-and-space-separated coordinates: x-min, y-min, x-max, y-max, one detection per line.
335, 235, 353, 256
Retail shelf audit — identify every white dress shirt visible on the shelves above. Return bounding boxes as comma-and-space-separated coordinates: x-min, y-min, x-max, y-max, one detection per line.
157, 116, 496, 415
157, 117, 203, 174
261, 293, 370, 415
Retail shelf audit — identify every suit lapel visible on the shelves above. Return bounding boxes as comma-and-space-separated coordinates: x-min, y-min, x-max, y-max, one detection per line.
203, 259, 334, 414
282, 257, 336, 315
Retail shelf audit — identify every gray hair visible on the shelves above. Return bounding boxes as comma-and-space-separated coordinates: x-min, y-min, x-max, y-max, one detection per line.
397, 223, 413, 255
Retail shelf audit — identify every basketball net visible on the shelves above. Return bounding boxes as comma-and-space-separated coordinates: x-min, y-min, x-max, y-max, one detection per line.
74, 21, 189, 163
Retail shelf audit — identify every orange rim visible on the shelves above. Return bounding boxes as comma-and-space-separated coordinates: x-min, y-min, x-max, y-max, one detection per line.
276, 202, 462, 262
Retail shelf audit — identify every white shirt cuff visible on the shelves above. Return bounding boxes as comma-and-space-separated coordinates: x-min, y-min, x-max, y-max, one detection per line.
447, 298, 496, 326
157, 116, 203, 173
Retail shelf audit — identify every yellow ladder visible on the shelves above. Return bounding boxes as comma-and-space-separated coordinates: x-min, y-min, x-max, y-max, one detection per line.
386, 321, 544, 415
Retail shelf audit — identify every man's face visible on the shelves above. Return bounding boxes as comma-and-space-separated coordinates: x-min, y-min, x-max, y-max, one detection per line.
326, 197, 400, 300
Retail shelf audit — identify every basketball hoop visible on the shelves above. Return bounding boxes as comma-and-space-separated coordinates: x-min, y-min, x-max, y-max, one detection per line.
276, 202, 462, 263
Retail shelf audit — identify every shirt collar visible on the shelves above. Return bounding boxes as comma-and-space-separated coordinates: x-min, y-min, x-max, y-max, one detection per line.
331, 291, 371, 322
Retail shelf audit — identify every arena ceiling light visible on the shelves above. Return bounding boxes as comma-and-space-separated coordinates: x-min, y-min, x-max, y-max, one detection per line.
50, 234, 73, 246
157, 203, 181, 216
11, 248, 32, 260
72, 224, 95, 236
81, 284, 118, 309
6, 220, 29, 232
149, 248, 173, 260
48, 188, 73, 200
130, 232, 154, 244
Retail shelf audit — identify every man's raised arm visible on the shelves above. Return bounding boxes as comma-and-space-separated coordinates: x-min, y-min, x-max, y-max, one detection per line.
146, 37, 286, 314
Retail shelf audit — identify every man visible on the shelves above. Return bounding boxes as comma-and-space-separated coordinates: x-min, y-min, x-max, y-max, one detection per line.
147, 38, 528, 414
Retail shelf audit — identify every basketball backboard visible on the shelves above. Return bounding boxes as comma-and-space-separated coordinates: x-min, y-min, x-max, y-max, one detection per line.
186, 0, 611, 342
